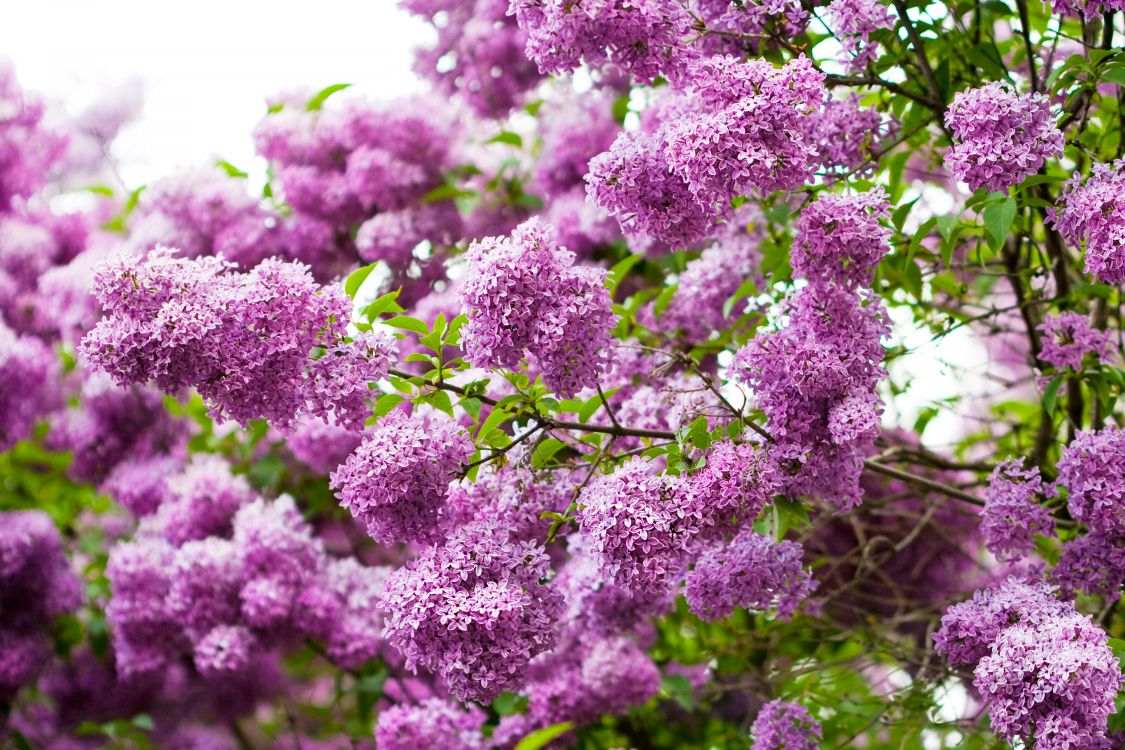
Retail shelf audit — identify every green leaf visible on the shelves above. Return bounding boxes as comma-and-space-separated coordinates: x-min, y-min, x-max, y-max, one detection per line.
722, 277, 759, 318
215, 160, 248, 179
422, 183, 477, 203
1043, 375, 1064, 415
345, 263, 380, 299
983, 197, 1017, 250
383, 316, 430, 335
306, 83, 352, 111
606, 253, 642, 293
362, 290, 405, 321
514, 722, 574, 750
487, 131, 523, 147
374, 393, 406, 418
661, 673, 694, 710
531, 437, 566, 468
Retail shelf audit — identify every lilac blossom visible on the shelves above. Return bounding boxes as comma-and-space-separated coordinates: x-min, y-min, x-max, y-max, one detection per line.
980, 458, 1054, 561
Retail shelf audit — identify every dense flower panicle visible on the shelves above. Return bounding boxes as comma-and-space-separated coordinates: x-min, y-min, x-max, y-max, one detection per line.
1056, 426, 1125, 536
825, 0, 895, 72
534, 94, 620, 200
128, 168, 280, 270
588, 56, 825, 246
1049, 0, 1125, 18
933, 577, 1071, 667
585, 130, 715, 247
1052, 532, 1125, 598
193, 624, 255, 678
944, 83, 1063, 193
792, 189, 891, 287
0, 209, 89, 331
355, 202, 462, 270
688, 441, 780, 537
0, 512, 82, 698
658, 207, 765, 341
809, 95, 896, 178
690, 0, 808, 52
80, 248, 354, 427
101, 454, 183, 517
304, 330, 397, 430
330, 411, 473, 544
49, 372, 188, 487
374, 699, 486, 750
557, 536, 674, 636
730, 283, 890, 509
0, 320, 62, 450
750, 699, 822, 750
974, 613, 1121, 750
0, 66, 68, 211
542, 189, 622, 260
147, 455, 257, 546
459, 219, 616, 396
300, 557, 390, 669
380, 520, 564, 702
577, 458, 698, 594
403, 0, 541, 117
1037, 311, 1115, 371
285, 416, 365, 475
104, 537, 185, 677
685, 531, 816, 621
510, 0, 696, 85
980, 458, 1055, 561
1048, 160, 1125, 283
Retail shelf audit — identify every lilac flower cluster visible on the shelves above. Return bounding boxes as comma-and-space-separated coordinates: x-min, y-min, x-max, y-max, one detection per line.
577, 458, 698, 595
48, 372, 189, 492
459, 219, 616, 396
936, 578, 1121, 750
792, 188, 891, 287
380, 519, 564, 702
1052, 426, 1125, 597
750, 699, 823, 750
808, 95, 897, 179
285, 416, 365, 475
108, 474, 389, 680
492, 633, 661, 744
0, 65, 68, 211
0, 320, 61, 450
0, 208, 89, 332
944, 82, 1063, 193
375, 699, 486, 750
731, 282, 890, 510
330, 411, 474, 544
690, 0, 808, 54
587, 56, 825, 246
685, 530, 816, 621
1057, 426, 1125, 536
980, 458, 1054, 561
658, 206, 765, 342
0, 512, 82, 699
825, 0, 895, 73
81, 249, 392, 429
688, 439, 781, 537
1038, 311, 1115, 371
1049, 0, 1125, 18
253, 93, 462, 276
533, 93, 620, 201
403, 0, 542, 117
511, 0, 695, 85
1047, 159, 1125, 284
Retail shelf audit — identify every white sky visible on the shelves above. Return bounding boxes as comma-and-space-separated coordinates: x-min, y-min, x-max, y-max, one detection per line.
0, 0, 431, 185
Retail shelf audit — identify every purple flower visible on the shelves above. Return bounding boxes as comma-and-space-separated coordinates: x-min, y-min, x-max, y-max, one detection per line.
980, 458, 1055, 561
792, 189, 891, 288
330, 411, 473, 545
0, 320, 61, 450
685, 530, 816, 621
944, 82, 1063, 193
380, 520, 563, 702
1048, 161, 1125, 283
1057, 426, 1125, 536
825, 0, 895, 73
375, 698, 487, 750
1038, 312, 1115, 371
750, 699, 822, 750
460, 219, 616, 397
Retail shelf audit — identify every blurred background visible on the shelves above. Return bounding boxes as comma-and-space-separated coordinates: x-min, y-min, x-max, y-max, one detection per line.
0, 0, 430, 184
